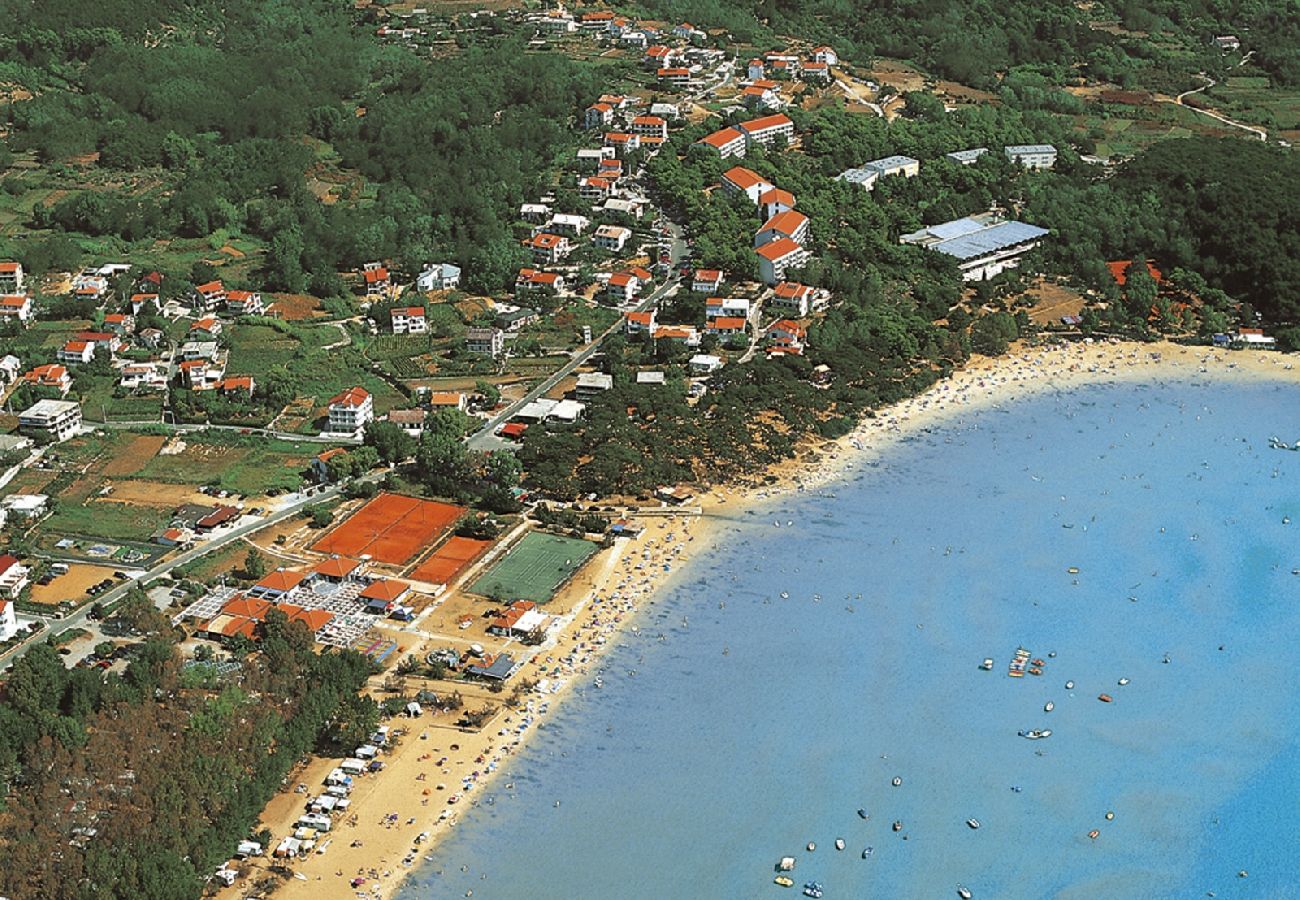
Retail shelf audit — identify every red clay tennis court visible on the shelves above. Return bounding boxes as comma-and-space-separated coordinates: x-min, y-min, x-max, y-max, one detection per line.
409, 536, 492, 585
311, 493, 466, 566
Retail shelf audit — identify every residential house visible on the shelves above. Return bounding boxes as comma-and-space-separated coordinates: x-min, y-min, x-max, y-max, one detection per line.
605, 271, 641, 303
689, 353, 723, 374
0, 295, 32, 324
720, 165, 775, 204
657, 67, 691, 88
496, 307, 539, 332
520, 202, 552, 223
129, 292, 160, 316
1213, 35, 1241, 51
692, 269, 724, 293
738, 113, 795, 149
598, 158, 624, 181
538, 14, 576, 34
631, 115, 669, 142
466, 327, 505, 358
0, 555, 29, 600
760, 187, 797, 220
219, 375, 256, 398
189, 316, 222, 339
576, 147, 609, 170
0, 354, 19, 384
812, 46, 838, 66
193, 280, 227, 312
524, 233, 572, 266
585, 102, 614, 129
328, 387, 374, 433
225, 289, 265, 315
1004, 144, 1058, 169
387, 408, 428, 436
178, 358, 225, 391
195, 505, 240, 531
0, 261, 24, 293
766, 57, 800, 78
602, 197, 647, 219
705, 297, 751, 320
516, 268, 566, 297
548, 214, 591, 237
428, 391, 467, 412
21, 363, 71, 394
180, 340, 220, 361
696, 126, 747, 159
770, 281, 816, 317
57, 341, 94, 366
652, 324, 700, 347
747, 59, 765, 80
593, 224, 632, 252
706, 316, 748, 337
575, 372, 614, 401
578, 176, 614, 200
946, 147, 989, 165
801, 61, 831, 82
136, 270, 163, 293
0, 597, 18, 641
755, 209, 810, 248
755, 237, 812, 285
625, 310, 657, 336
391, 306, 427, 335
118, 363, 169, 392
362, 265, 392, 297
579, 10, 613, 28
416, 262, 462, 293
604, 131, 641, 155
767, 319, 806, 353
102, 312, 133, 334
644, 45, 676, 69
312, 447, 350, 483
18, 399, 83, 443
618, 30, 648, 49
138, 327, 165, 348
742, 84, 781, 109
649, 102, 680, 120
73, 275, 109, 302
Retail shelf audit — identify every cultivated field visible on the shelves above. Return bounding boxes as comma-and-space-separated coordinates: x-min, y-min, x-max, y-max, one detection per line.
468, 532, 597, 603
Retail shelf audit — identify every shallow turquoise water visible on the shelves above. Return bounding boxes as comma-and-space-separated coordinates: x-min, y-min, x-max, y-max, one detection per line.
399, 377, 1300, 900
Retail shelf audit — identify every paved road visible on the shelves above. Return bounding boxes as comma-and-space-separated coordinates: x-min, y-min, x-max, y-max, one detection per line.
93, 420, 360, 444
0, 478, 367, 670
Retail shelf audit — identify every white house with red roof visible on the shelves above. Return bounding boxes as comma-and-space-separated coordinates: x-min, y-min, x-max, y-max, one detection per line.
705, 297, 752, 320
605, 271, 641, 303
706, 316, 748, 337
626, 310, 657, 336
225, 289, 264, 316
0, 596, 18, 641
516, 268, 566, 297
593, 225, 632, 252
585, 102, 614, 129
755, 237, 812, 285
328, 387, 374, 434
189, 316, 222, 338
578, 176, 614, 200
362, 264, 391, 297
657, 67, 691, 88
524, 233, 572, 266
21, 363, 71, 394
604, 132, 641, 155
0, 295, 32, 324
0, 554, 30, 601
0, 261, 24, 294
696, 127, 747, 159
767, 319, 807, 353
755, 209, 810, 248
738, 113, 795, 149
129, 292, 160, 316
178, 358, 225, 391
801, 61, 831, 82
192, 280, 227, 312
102, 312, 133, 334
747, 59, 765, 80
219, 375, 256, 398
812, 46, 838, 65
391, 306, 427, 335
770, 281, 817, 317
631, 115, 669, 142
692, 269, 724, 293
644, 45, 676, 69
58, 341, 95, 365
759, 188, 797, 220
720, 166, 775, 204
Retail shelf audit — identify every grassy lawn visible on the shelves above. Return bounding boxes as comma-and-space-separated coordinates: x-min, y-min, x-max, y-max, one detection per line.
1207, 76, 1300, 130
43, 499, 175, 543
132, 432, 312, 495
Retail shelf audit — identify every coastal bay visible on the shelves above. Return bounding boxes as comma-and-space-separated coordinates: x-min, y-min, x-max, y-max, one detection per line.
390, 342, 1300, 899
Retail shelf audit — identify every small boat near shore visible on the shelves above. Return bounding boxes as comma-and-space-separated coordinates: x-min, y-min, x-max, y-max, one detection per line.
778, 857, 795, 872
834, 838, 845, 851
1098, 694, 1113, 703
802, 882, 824, 898
1044, 701, 1054, 712
1019, 729, 1052, 739
966, 818, 980, 830
857, 808, 869, 820
892, 821, 903, 832
774, 875, 794, 888
958, 887, 973, 900
980, 658, 994, 671
861, 846, 874, 859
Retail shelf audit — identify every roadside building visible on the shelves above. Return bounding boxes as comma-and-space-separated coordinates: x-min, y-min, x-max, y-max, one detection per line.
626, 310, 657, 336
328, 387, 374, 433
692, 269, 725, 293
575, 372, 614, 401
0, 555, 30, 600
18, 399, 83, 443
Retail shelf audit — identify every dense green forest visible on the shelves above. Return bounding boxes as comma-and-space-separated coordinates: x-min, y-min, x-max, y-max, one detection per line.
0, 594, 375, 899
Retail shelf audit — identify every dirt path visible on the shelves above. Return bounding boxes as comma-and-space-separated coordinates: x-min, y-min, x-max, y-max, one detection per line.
1164, 76, 1267, 141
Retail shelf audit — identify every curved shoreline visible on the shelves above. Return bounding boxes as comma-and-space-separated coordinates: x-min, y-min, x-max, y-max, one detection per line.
235, 339, 1299, 900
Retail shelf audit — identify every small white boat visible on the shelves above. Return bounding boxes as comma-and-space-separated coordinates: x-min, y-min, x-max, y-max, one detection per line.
834, 838, 845, 851
806, 842, 816, 852
778, 856, 796, 872
958, 887, 973, 900
980, 658, 994, 671
1065, 680, 1075, 689
966, 818, 980, 830
1019, 729, 1052, 740
1044, 701, 1054, 712
892, 777, 902, 787
1118, 678, 1130, 686
861, 846, 874, 859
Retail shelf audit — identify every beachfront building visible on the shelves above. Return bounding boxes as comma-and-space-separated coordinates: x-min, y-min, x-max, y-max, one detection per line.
1004, 144, 1058, 169
695, 127, 747, 159
900, 214, 1049, 281
738, 113, 795, 150
18, 399, 83, 443
720, 166, 775, 205
755, 237, 812, 285
328, 387, 374, 434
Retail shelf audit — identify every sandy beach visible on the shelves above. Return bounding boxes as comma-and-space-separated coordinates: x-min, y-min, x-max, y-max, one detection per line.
226, 337, 1299, 900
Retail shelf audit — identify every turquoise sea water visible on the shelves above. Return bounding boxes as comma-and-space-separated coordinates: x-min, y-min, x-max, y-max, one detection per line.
400, 377, 1300, 900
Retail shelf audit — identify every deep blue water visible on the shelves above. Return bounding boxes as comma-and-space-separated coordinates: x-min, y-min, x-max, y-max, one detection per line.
400, 377, 1300, 900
